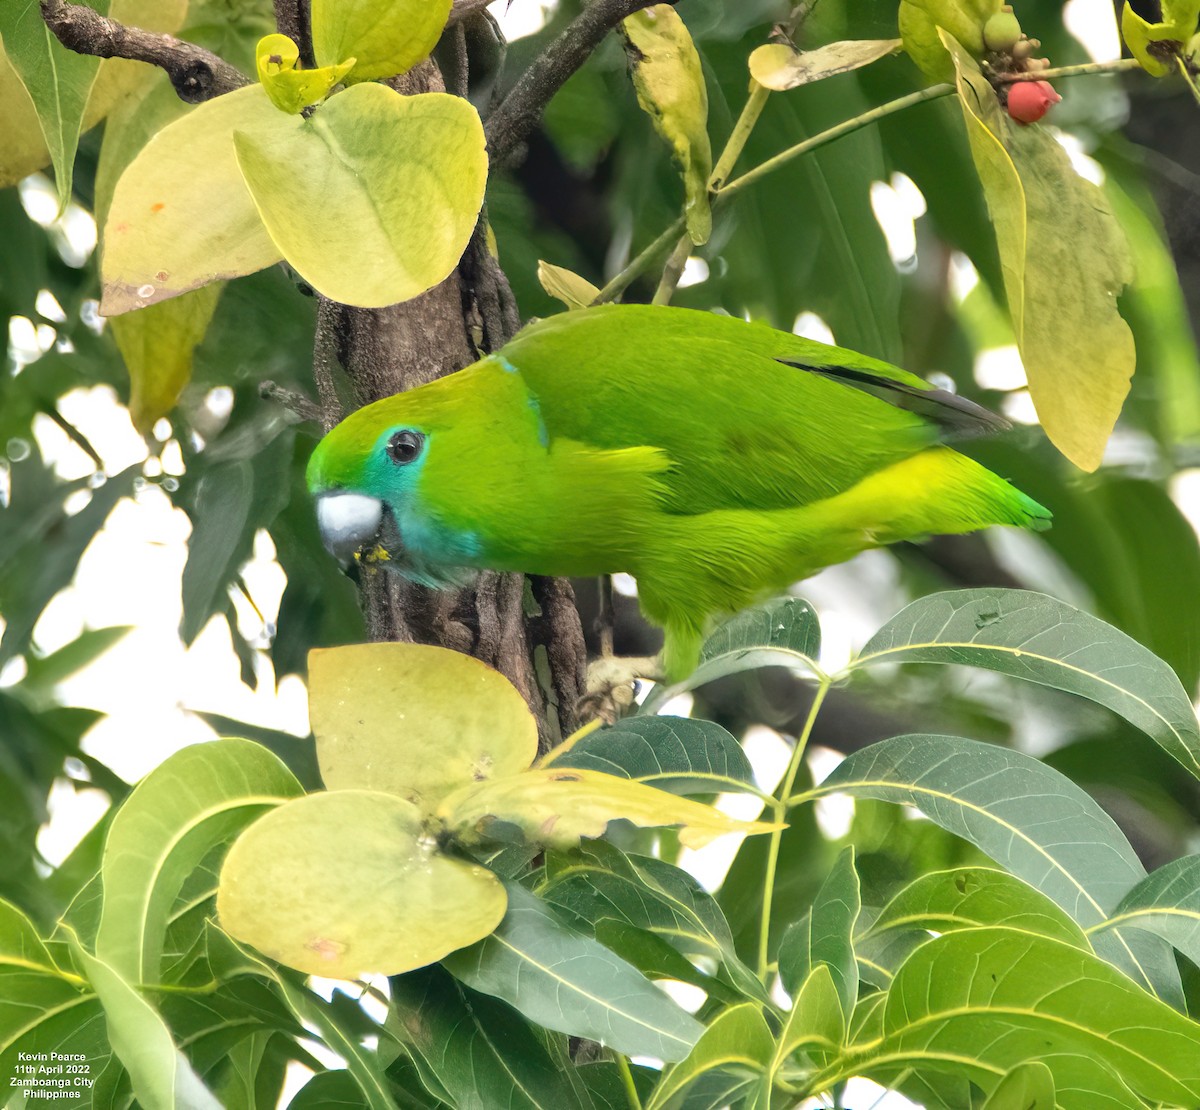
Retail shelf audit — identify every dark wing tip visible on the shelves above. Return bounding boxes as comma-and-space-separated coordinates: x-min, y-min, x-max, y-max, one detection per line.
777, 358, 1010, 441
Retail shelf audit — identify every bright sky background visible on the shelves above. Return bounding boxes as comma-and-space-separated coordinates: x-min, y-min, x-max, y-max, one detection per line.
0, 0, 1141, 1105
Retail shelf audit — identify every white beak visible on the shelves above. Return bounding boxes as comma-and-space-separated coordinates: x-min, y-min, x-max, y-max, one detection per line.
315, 492, 384, 564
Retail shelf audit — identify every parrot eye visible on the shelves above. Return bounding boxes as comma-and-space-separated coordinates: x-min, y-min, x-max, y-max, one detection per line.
386, 430, 424, 465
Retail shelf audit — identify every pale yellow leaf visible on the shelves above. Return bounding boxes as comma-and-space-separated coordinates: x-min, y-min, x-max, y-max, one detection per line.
100, 84, 288, 316
537, 260, 600, 310
944, 33, 1135, 471
217, 790, 507, 978
308, 642, 538, 811
233, 84, 487, 308
622, 5, 712, 245
312, 0, 451, 82
440, 767, 782, 851
749, 39, 902, 91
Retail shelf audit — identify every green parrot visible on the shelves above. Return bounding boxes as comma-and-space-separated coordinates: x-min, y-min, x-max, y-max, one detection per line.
307, 304, 1049, 678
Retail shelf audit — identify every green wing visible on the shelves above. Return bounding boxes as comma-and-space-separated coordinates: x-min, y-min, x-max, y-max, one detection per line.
502, 304, 1005, 515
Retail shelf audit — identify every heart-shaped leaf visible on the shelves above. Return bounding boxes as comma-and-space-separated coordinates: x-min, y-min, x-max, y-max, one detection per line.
234, 84, 487, 308
308, 642, 538, 809
217, 789, 506, 978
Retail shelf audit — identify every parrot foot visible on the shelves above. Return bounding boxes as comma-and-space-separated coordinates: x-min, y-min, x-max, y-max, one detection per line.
577, 654, 665, 725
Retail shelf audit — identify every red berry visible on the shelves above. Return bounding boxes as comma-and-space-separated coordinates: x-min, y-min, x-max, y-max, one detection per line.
1006, 80, 1061, 124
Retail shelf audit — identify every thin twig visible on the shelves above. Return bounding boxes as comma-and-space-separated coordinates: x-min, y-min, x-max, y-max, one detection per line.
39, 0, 249, 103
651, 233, 692, 305
995, 56, 1143, 82
484, 0, 668, 164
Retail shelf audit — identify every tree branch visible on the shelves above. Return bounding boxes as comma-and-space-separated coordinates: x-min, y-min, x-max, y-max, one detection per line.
484, 0, 668, 164
448, 0, 494, 26
39, 0, 249, 103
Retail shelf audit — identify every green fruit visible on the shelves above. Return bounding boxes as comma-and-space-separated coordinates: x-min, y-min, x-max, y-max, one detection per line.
983, 8, 1023, 51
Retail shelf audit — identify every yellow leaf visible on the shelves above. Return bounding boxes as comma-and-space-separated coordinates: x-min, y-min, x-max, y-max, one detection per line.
233, 85, 487, 308
621, 5, 712, 245
100, 84, 288, 316
312, 0, 452, 82
308, 642, 538, 811
255, 33, 354, 114
111, 286, 224, 433
1121, 0, 1199, 76
440, 767, 782, 851
537, 260, 600, 310
749, 39, 902, 91
943, 33, 1135, 471
217, 790, 507, 978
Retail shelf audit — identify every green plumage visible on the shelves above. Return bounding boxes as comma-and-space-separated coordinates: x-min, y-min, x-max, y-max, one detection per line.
307, 305, 1050, 677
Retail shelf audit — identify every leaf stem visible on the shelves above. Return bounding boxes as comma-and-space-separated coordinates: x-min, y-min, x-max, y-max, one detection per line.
615, 1052, 644, 1110
757, 678, 831, 980
592, 218, 685, 304
996, 56, 1144, 82
718, 84, 956, 201
709, 82, 772, 192
651, 234, 695, 305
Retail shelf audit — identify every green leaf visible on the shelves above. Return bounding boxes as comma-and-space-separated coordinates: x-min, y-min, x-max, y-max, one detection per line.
898, 0, 989, 83
778, 846, 860, 1019
866, 866, 1090, 949
390, 964, 588, 1110
545, 715, 757, 796
621, 5, 712, 244
847, 588, 1200, 779
21, 626, 132, 693
111, 286, 225, 433
0, 0, 106, 210
537, 260, 600, 310
774, 962, 844, 1071
1120, 1, 1198, 76
234, 84, 486, 308
444, 884, 703, 1063
539, 841, 765, 1002
95, 738, 303, 984
644, 597, 820, 710
101, 84, 287, 316
289, 1071, 368, 1109
311, 0, 451, 82
814, 734, 1182, 1006
645, 1002, 772, 1110
983, 1061, 1056, 1110
851, 928, 1200, 1107
256, 33, 354, 113
943, 34, 1135, 471
309, 641, 538, 809
440, 766, 779, 852
71, 940, 222, 1110
1099, 854, 1200, 968
749, 40, 901, 90
217, 789, 507, 978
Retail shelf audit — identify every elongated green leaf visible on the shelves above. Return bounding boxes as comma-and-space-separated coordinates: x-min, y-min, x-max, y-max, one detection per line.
441, 766, 779, 852
984, 1061, 1056, 1110
218, 789, 506, 978
101, 84, 287, 315
540, 841, 764, 1002
749, 39, 900, 90
849, 928, 1200, 1108
621, 5, 712, 244
234, 84, 487, 308
1099, 854, 1200, 968
445, 884, 703, 1062
21, 626, 132, 693
309, 641, 537, 809
944, 35, 1134, 470
848, 588, 1200, 780
775, 962, 843, 1071
0, 899, 58, 976
72, 941, 221, 1110
645, 1002, 772, 1110
312, 0, 451, 82
0, 0, 106, 209
96, 739, 303, 984
866, 867, 1090, 949
644, 597, 820, 709
814, 734, 1182, 1006
778, 846, 859, 1020
391, 964, 587, 1110
545, 716, 757, 796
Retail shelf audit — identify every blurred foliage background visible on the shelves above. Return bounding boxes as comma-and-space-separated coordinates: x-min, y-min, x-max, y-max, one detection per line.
2, 0, 1199, 969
